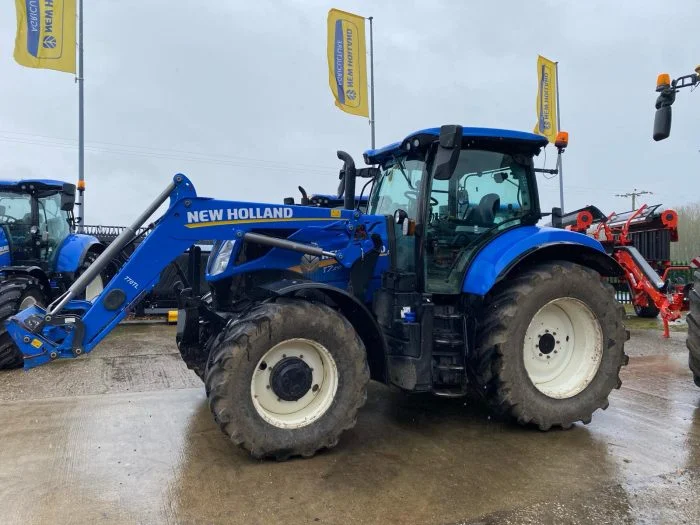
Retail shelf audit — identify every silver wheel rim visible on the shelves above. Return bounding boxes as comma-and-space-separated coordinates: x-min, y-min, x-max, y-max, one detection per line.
19, 295, 39, 309
251, 338, 339, 429
523, 297, 604, 399
85, 275, 104, 302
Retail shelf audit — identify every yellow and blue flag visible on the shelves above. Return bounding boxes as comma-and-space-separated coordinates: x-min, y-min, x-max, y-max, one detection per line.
533, 55, 558, 143
14, 0, 76, 73
327, 8, 369, 117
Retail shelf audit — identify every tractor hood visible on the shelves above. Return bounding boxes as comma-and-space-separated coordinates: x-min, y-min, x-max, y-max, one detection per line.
363, 127, 549, 165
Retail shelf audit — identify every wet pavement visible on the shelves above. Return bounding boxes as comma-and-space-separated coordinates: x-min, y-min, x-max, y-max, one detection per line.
1, 325, 700, 524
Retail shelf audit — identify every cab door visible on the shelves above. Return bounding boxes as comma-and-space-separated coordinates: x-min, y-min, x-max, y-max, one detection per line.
368, 158, 425, 274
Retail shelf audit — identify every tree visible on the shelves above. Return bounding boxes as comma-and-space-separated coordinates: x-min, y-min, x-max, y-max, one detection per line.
671, 202, 700, 261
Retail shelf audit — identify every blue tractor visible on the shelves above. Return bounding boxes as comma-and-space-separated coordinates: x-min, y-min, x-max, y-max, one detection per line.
0, 179, 110, 369
4, 126, 628, 459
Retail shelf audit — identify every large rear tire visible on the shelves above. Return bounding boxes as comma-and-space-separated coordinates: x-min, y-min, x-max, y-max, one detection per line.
205, 300, 369, 460
470, 261, 628, 430
686, 271, 700, 386
0, 276, 46, 370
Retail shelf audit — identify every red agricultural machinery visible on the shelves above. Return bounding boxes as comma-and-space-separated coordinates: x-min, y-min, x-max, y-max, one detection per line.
554, 204, 692, 337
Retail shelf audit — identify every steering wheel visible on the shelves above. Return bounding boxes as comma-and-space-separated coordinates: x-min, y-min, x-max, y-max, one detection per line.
0, 215, 16, 224
404, 190, 439, 207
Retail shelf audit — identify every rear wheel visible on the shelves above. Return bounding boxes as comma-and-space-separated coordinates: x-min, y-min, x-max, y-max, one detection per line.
470, 261, 628, 430
77, 251, 112, 301
0, 276, 46, 369
686, 271, 700, 386
205, 300, 369, 460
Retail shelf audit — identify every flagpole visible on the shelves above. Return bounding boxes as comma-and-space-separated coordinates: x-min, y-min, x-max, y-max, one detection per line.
77, 0, 85, 230
555, 61, 563, 213
368, 16, 375, 149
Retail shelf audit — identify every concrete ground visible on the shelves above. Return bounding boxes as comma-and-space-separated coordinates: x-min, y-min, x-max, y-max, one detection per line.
1, 325, 700, 524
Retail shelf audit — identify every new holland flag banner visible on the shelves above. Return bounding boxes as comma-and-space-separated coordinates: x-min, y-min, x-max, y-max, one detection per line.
327, 8, 369, 117
14, 0, 76, 73
533, 55, 558, 143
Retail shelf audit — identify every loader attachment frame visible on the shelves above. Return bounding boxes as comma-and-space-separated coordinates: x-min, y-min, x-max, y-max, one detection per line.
7, 173, 376, 369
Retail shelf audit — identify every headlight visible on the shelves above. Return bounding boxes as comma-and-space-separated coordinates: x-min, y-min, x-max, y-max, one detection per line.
209, 240, 236, 276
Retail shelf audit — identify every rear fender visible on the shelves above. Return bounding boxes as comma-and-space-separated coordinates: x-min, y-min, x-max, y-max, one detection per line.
259, 279, 388, 383
55, 234, 104, 272
463, 226, 621, 296
0, 266, 51, 297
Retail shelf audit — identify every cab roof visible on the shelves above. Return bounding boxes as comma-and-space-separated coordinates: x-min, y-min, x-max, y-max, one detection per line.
363, 127, 549, 165
0, 179, 68, 190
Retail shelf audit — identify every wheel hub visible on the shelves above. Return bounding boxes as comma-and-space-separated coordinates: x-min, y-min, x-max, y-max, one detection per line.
523, 297, 604, 399
538, 332, 556, 355
251, 338, 339, 429
270, 356, 313, 401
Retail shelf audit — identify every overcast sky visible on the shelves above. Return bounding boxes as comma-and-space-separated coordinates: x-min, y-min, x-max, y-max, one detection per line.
0, 1, 698, 225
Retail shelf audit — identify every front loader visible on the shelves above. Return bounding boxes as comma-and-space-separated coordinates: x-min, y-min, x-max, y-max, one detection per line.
5, 126, 628, 459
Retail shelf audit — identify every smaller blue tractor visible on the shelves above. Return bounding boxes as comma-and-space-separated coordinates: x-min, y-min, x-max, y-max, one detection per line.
0, 179, 110, 369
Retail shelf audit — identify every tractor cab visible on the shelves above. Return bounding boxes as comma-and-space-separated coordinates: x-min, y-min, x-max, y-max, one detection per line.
0, 179, 76, 269
365, 126, 546, 294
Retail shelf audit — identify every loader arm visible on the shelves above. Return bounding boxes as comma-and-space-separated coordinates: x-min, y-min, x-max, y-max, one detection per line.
6, 174, 375, 369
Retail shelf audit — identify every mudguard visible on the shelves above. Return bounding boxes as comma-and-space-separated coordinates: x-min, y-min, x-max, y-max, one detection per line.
55, 234, 103, 273
462, 226, 613, 296
259, 279, 388, 383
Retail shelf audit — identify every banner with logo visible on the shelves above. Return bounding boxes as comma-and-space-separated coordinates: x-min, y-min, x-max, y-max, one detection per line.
533, 55, 558, 143
327, 8, 369, 117
14, 0, 76, 73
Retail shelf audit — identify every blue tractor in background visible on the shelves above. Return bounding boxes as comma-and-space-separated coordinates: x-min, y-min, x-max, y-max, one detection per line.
4, 126, 628, 460
0, 179, 110, 369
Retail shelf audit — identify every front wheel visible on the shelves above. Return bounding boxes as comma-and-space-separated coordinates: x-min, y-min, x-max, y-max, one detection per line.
0, 276, 46, 369
205, 300, 369, 460
470, 261, 628, 430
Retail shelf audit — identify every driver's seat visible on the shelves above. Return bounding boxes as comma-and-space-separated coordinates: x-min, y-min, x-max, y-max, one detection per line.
464, 193, 500, 227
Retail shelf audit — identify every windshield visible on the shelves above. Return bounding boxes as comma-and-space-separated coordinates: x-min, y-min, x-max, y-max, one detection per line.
0, 191, 34, 261
426, 148, 536, 293
38, 191, 71, 261
368, 157, 425, 218
368, 156, 426, 272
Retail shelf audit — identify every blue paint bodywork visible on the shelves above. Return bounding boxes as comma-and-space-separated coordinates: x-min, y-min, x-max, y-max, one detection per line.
8, 174, 388, 368
462, 226, 606, 296
0, 227, 11, 266
55, 234, 102, 273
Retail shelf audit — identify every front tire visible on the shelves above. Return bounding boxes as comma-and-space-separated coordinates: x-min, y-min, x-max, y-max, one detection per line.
205, 300, 369, 460
0, 276, 46, 370
470, 261, 628, 430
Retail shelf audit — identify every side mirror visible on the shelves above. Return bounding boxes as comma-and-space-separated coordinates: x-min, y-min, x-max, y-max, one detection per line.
394, 209, 411, 235
60, 183, 76, 211
433, 124, 463, 180
653, 105, 672, 141
551, 207, 563, 228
